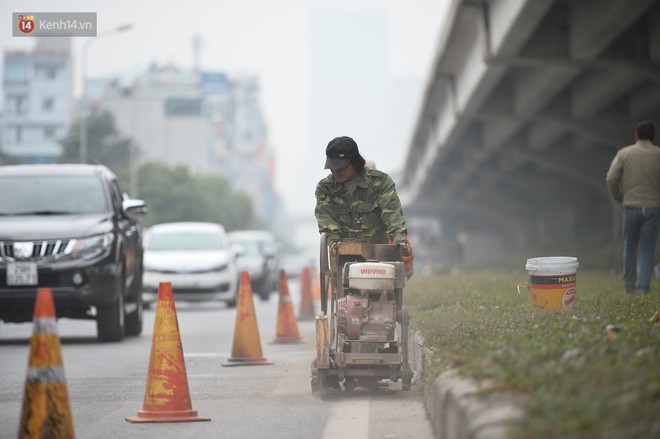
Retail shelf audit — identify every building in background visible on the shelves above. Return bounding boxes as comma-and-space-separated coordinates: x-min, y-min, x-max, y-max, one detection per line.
0, 38, 279, 230
229, 76, 277, 225
1, 38, 73, 163
100, 64, 207, 173
97, 64, 278, 228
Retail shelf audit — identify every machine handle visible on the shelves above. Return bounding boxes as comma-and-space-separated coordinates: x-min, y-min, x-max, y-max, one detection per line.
319, 232, 329, 314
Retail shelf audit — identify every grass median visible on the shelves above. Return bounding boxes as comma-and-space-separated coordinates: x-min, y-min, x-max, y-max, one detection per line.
405, 270, 660, 439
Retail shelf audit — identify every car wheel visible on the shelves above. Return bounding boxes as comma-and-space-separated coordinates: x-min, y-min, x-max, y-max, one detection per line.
270, 273, 279, 293
97, 269, 126, 342
227, 279, 239, 308
253, 277, 270, 301
124, 271, 143, 337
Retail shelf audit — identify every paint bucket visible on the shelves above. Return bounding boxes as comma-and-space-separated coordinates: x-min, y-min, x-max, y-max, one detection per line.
525, 257, 579, 311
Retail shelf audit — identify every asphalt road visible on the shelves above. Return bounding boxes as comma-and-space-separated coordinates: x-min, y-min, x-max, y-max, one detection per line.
0, 279, 433, 439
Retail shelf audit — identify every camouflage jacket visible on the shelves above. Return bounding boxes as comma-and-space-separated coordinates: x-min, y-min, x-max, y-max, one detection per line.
314, 168, 408, 244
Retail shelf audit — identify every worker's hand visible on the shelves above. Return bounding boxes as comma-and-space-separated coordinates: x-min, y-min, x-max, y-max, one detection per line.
329, 241, 338, 256
328, 234, 341, 256
398, 240, 412, 257
404, 261, 414, 280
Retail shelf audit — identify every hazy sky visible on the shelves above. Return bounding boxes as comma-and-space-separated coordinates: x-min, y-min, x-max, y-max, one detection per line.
1, 0, 451, 217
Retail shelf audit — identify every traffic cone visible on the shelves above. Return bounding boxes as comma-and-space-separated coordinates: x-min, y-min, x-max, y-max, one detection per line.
222, 271, 273, 366
298, 266, 315, 321
126, 282, 210, 423
272, 269, 303, 344
312, 269, 321, 302
18, 288, 75, 438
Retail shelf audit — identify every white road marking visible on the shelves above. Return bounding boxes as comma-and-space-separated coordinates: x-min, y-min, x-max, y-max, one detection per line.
184, 352, 221, 358
322, 399, 370, 439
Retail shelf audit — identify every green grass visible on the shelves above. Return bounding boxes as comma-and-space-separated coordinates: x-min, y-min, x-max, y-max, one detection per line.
405, 271, 660, 439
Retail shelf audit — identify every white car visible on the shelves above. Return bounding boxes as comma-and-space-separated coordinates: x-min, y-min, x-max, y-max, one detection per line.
142, 222, 239, 307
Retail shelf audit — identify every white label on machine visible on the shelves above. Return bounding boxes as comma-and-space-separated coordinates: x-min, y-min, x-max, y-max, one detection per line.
348, 262, 396, 290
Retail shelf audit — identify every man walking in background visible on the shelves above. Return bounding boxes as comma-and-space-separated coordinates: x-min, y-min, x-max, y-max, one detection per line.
606, 121, 660, 294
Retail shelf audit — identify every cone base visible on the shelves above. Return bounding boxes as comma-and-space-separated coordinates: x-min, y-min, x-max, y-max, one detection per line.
271, 336, 303, 344
222, 356, 273, 367
125, 409, 211, 423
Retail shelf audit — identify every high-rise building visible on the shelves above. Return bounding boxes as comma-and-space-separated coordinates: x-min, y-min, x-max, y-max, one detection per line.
1, 38, 73, 163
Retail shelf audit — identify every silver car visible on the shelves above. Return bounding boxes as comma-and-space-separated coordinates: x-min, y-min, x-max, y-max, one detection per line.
142, 222, 239, 307
228, 230, 280, 301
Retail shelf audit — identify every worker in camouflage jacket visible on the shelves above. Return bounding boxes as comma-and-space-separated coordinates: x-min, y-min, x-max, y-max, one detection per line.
315, 136, 414, 279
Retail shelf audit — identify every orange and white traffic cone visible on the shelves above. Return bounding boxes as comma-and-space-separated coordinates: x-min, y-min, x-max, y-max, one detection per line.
223, 271, 273, 366
19, 287, 75, 438
272, 269, 303, 344
126, 282, 210, 423
312, 269, 321, 303
298, 266, 315, 321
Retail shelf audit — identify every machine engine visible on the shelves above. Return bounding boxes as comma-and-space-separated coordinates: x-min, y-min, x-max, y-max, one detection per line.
337, 262, 398, 341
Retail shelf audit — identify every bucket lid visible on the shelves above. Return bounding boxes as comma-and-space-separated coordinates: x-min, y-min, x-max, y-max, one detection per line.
526, 256, 579, 273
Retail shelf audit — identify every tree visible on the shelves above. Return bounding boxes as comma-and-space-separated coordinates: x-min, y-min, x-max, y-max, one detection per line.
0, 151, 22, 165
117, 162, 264, 230
59, 111, 135, 173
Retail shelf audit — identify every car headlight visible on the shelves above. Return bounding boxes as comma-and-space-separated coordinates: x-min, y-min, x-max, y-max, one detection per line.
210, 263, 229, 272
70, 233, 114, 260
143, 263, 157, 272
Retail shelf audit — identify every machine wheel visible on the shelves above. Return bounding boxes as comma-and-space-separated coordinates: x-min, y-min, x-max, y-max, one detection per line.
311, 359, 322, 393
311, 365, 340, 395
344, 377, 357, 392
312, 369, 330, 394
319, 371, 341, 399
401, 306, 413, 390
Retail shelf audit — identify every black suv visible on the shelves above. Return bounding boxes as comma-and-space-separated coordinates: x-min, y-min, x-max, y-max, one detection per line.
0, 164, 147, 341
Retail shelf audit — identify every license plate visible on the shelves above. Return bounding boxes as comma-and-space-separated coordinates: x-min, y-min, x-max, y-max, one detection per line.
7, 262, 38, 286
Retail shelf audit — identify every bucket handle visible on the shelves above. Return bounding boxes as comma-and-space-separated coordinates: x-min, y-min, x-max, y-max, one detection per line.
517, 268, 537, 294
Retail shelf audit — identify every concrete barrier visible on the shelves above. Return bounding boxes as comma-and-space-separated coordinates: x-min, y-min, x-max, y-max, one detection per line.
407, 330, 523, 439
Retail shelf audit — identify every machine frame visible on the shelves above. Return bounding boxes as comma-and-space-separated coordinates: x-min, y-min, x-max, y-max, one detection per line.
312, 232, 412, 393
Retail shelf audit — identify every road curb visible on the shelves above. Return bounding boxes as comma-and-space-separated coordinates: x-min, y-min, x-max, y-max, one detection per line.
408, 331, 523, 439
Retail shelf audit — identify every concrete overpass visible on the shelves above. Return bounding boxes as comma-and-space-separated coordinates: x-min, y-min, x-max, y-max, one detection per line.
400, 0, 660, 261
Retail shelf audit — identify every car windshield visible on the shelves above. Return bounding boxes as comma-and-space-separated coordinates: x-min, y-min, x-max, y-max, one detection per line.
147, 231, 225, 251
0, 176, 108, 215
231, 240, 261, 257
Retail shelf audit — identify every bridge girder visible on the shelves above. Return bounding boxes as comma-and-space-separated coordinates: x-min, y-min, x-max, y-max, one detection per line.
401, 0, 660, 250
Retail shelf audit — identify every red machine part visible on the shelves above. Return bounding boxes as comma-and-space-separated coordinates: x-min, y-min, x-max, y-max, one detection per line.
337, 295, 368, 340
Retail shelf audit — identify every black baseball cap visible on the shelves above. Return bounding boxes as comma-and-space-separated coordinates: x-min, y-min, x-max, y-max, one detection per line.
324, 136, 359, 170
